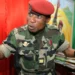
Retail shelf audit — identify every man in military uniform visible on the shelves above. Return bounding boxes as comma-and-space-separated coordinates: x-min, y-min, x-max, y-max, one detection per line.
0, 0, 75, 75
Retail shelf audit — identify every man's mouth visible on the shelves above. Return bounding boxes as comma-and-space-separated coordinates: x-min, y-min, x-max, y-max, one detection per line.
28, 25, 34, 30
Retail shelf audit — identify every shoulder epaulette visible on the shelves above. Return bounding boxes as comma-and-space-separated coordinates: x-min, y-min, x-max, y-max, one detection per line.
47, 24, 59, 30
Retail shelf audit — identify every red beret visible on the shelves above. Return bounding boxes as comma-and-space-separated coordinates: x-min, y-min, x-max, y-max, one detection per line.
29, 0, 54, 15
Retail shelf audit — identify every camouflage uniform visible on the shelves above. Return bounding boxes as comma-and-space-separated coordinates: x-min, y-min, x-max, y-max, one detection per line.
0, 24, 69, 75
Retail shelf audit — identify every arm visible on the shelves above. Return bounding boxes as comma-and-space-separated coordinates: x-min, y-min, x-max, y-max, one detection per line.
63, 45, 75, 57
0, 28, 18, 60
57, 33, 75, 57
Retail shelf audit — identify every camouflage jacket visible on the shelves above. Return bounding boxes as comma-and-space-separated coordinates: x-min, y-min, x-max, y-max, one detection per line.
0, 24, 69, 75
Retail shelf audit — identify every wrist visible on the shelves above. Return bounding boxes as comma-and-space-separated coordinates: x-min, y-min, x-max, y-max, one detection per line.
74, 51, 75, 57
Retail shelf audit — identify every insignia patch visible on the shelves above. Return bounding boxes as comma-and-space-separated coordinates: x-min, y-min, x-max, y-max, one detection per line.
49, 40, 52, 46
39, 58, 44, 64
46, 0, 50, 2
23, 42, 29, 47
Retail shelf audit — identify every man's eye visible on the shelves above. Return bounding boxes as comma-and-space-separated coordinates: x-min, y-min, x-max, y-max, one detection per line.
37, 15, 43, 19
29, 13, 33, 17
28, 12, 43, 19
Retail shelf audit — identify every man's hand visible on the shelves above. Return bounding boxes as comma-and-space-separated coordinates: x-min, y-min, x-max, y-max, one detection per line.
63, 45, 75, 57
0, 50, 5, 59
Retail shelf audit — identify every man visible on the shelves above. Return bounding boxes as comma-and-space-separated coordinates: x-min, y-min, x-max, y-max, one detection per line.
0, 0, 75, 75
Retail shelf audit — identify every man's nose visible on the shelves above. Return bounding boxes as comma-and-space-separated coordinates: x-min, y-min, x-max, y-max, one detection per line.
30, 15, 36, 23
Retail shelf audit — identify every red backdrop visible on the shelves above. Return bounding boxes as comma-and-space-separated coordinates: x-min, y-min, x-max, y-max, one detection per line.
0, 0, 29, 75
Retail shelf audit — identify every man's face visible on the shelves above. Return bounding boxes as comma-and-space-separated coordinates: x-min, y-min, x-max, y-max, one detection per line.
27, 10, 49, 33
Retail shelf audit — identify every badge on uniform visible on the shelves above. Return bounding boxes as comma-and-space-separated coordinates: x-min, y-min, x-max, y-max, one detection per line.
39, 58, 44, 64
23, 42, 29, 47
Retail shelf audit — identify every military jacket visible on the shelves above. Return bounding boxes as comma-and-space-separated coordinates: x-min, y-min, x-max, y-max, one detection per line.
0, 24, 69, 75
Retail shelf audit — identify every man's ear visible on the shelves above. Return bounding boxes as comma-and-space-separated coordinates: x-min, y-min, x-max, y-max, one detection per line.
46, 18, 50, 23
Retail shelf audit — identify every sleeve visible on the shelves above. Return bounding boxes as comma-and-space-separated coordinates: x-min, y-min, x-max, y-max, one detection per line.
0, 29, 18, 58
56, 33, 69, 52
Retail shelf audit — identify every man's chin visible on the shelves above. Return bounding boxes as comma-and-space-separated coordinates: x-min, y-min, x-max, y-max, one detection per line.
28, 28, 37, 33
